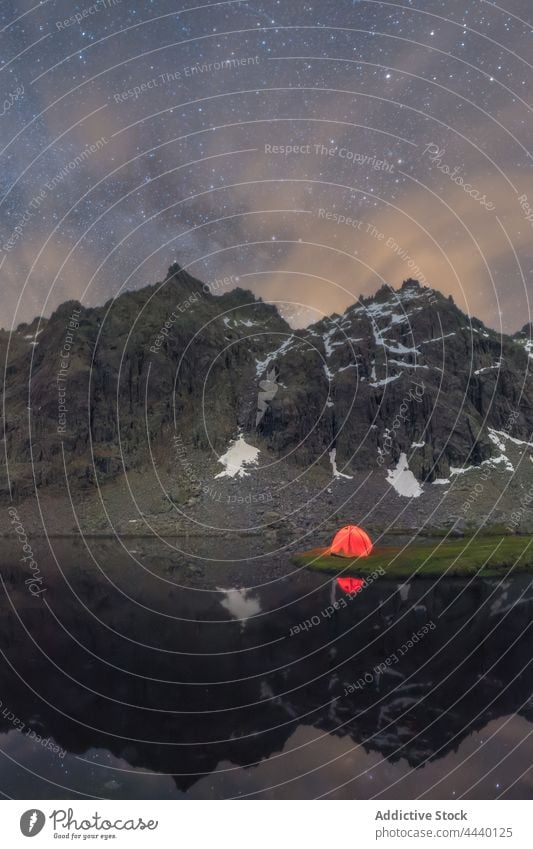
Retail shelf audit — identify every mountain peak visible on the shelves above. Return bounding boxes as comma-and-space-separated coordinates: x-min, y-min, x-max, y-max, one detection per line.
401, 277, 423, 291
164, 262, 205, 293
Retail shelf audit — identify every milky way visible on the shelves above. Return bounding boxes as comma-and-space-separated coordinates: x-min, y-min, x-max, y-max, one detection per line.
1, 0, 532, 331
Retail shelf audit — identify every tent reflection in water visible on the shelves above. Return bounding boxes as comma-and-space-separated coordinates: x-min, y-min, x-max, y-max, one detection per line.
327, 525, 373, 558
337, 576, 365, 594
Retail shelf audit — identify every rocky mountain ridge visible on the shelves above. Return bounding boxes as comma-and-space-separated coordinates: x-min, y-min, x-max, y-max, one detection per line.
2, 264, 532, 533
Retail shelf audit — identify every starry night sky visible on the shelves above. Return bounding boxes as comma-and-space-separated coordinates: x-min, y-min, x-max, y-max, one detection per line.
1, 0, 532, 331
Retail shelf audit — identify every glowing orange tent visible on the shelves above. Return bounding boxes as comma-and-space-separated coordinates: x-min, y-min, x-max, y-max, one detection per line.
327, 525, 373, 558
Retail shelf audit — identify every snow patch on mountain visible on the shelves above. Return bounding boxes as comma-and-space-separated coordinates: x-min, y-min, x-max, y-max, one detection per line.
323, 325, 340, 356
386, 453, 423, 498
489, 427, 533, 450
474, 358, 502, 375
420, 332, 456, 345
386, 341, 421, 355
522, 339, 533, 360
370, 374, 401, 388
329, 448, 353, 479
215, 433, 260, 478
255, 336, 295, 376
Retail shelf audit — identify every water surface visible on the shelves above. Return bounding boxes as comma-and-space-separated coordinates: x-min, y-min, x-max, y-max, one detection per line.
0, 537, 531, 799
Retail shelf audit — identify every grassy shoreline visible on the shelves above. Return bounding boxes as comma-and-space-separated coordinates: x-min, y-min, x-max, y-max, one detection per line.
292, 535, 533, 578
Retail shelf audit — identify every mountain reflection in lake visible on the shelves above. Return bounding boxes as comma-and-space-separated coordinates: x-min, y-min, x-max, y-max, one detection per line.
0, 537, 531, 799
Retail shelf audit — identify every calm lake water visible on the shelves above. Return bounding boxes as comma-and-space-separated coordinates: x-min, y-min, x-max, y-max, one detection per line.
0, 537, 532, 799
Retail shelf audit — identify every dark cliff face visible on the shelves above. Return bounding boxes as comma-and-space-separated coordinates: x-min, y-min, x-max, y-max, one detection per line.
262, 279, 533, 481
1, 268, 532, 499
1, 264, 292, 497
